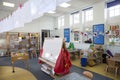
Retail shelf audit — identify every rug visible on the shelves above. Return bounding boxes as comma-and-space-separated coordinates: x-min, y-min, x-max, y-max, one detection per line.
0, 57, 113, 80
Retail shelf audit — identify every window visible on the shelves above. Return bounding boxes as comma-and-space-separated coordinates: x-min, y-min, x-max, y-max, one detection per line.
108, 5, 120, 17
70, 11, 80, 26
82, 7, 93, 23
74, 32, 80, 41
58, 16, 64, 29
107, 0, 120, 17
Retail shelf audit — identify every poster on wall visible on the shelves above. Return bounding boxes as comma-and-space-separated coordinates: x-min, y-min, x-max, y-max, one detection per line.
64, 28, 70, 42
93, 24, 104, 44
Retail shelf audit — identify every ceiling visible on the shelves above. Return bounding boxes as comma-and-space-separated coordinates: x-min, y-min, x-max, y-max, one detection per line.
0, 0, 105, 20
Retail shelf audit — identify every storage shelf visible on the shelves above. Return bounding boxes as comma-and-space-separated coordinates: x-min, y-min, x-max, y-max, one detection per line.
39, 57, 55, 67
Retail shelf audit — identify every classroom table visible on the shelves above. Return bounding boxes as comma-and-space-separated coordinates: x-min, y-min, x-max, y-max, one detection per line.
11, 53, 29, 73
54, 72, 89, 80
109, 57, 120, 67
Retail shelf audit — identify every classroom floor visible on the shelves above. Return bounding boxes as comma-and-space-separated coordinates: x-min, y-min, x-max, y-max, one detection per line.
71, 58, 120, 80
0, 66, 36, 80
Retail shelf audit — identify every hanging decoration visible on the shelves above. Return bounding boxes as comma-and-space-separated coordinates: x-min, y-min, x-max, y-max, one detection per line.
0, 0, 71, 33
19, 3, 23, 8
70, 28, 120, 37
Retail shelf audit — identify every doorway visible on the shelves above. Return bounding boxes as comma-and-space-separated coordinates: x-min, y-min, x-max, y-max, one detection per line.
41, 30, 50, 46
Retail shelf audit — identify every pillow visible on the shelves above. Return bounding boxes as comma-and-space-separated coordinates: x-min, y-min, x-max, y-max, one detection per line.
106, 50, 113, 57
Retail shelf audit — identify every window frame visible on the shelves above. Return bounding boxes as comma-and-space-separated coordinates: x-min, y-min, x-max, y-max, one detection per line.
108, 5, 120, 18
70, 11, 80, 26
82, 7, 93, 23
58, 16, 64, 29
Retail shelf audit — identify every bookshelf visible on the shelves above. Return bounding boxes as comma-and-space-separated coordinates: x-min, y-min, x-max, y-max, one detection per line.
0, 33, 7, 56
8, 32, 40, 56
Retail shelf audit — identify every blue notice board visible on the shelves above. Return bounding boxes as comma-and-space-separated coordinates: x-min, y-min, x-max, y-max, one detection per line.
64, 28, 70, 42
93, 24, 104, 44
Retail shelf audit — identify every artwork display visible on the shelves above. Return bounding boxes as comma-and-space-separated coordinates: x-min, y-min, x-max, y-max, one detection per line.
64, 28, 70, 42
93, 24, 104, 45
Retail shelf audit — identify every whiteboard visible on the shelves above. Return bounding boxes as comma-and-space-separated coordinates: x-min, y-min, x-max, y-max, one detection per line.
42, 38, 63, 63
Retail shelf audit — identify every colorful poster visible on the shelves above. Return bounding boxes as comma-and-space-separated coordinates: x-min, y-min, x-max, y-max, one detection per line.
64, 28, 70, 42
93, 24, 104, 44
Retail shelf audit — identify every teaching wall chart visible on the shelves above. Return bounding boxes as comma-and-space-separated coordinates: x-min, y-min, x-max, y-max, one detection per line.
42, 38, 63, 63
64, 28, 70, 42
93, 24, 104, 44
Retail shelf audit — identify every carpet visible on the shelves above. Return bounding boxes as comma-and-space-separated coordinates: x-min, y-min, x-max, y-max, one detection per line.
0, 66, 36, 80
0, 57, 113, 80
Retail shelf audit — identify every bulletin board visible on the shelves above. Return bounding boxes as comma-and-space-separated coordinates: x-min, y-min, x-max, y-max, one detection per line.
93, 24, 104, 45
42, 38, 63, 63
64, 28, 70, 42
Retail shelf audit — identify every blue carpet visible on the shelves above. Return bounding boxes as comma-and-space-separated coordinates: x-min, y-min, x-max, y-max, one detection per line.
0, 57, 112, 80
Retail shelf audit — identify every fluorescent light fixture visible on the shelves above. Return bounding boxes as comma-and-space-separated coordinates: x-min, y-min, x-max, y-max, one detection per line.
59, 2, 71, 8
3, 2, 15, 7
47, 11, 56, 14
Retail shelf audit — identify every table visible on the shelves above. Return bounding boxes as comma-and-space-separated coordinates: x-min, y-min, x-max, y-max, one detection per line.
110, 57, 120, 62
109, 57, 120, 67
54, 72, 89, 80
11, 53, 29, 73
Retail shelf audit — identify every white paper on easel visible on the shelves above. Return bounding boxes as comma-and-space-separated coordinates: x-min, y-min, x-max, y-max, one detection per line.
42, 38, 63, 63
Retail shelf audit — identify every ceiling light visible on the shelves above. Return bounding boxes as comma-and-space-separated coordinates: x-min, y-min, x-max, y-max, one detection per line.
3, 2, 15, 7
59, 2, 71, 8
47, 11, 56, 14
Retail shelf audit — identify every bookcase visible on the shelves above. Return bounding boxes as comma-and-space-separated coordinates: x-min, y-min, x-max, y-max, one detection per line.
0, 33, 7, 56
0, 32, 40, 57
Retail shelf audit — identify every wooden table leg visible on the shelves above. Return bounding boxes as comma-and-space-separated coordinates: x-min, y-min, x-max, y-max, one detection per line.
12, 62, 15, 73
26, 60, 29, 69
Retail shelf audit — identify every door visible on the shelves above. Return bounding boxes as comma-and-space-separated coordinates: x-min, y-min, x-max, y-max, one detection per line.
42, 30, 50, 46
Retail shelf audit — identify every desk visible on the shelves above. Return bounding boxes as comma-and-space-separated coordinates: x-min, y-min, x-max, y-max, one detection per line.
54, 72, 89, 80
11, 53, 29, 73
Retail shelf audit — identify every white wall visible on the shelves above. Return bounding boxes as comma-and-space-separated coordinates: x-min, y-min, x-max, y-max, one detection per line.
2, 1, 120, 55
54, 0, 106, 43
10, 16, 55, 32
93, 1, 105, 25
10, 15, 55, 48
0, 11, 10, 20
107, 16, 120, 25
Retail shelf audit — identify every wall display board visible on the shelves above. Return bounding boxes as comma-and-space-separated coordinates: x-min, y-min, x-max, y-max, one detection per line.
64, 28, 70, 42
93, 24, 104, 44
42, 38, 63, 63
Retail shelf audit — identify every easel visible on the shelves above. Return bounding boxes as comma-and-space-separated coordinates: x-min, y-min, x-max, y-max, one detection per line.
38, 38, 71, 78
